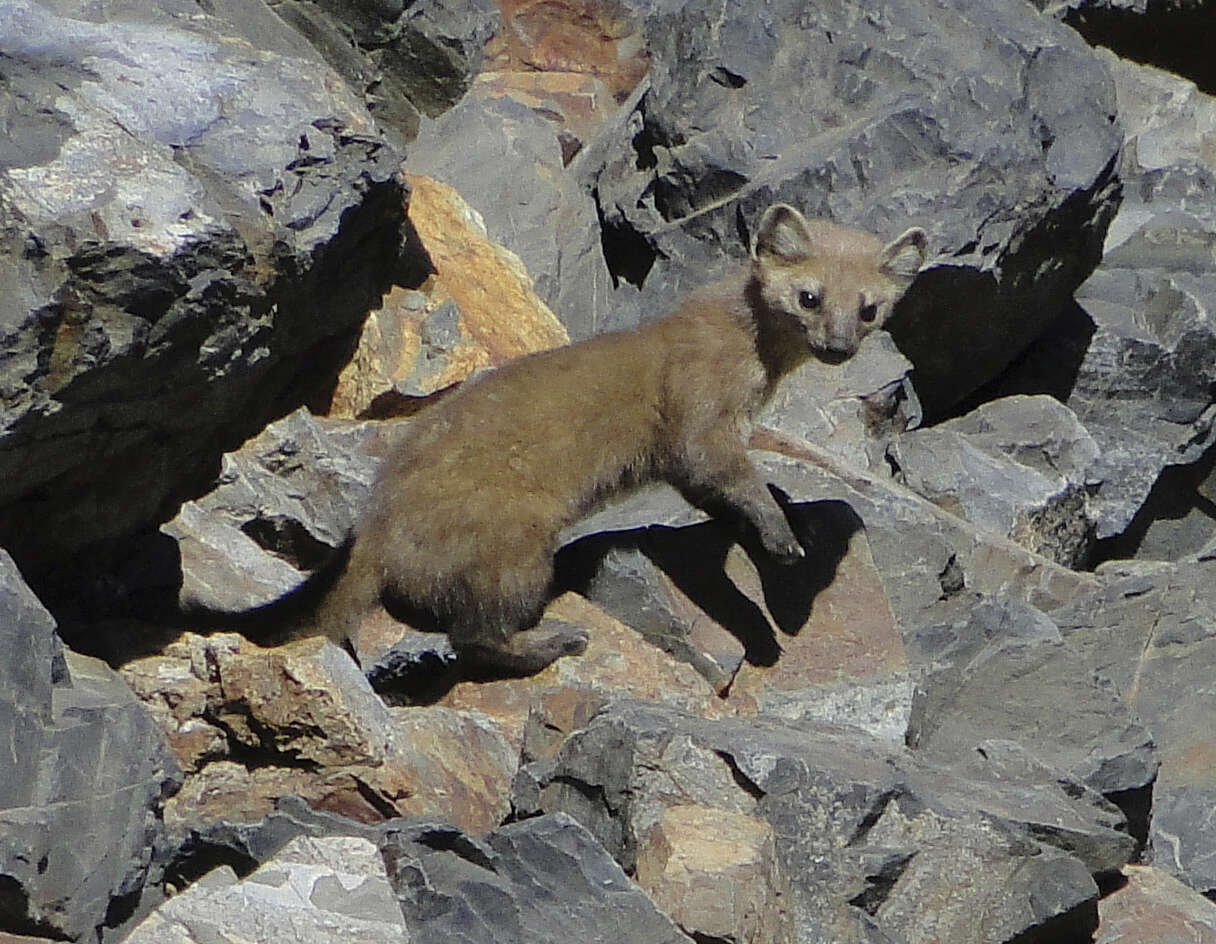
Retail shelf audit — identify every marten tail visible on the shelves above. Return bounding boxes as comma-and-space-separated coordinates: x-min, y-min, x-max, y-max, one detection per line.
178, 535, 356, 646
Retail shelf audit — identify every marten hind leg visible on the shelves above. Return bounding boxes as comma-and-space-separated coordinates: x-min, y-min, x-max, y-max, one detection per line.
445, 563, 588, 676
453, 618, 590, 677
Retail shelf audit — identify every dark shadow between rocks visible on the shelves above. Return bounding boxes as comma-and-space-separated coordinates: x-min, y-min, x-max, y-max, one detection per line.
1065, 5, 1216, 96
0, 874, 71, 942
889, 148, 1116, 425
1092, 441, 1216, 565
50, 529, 189, 666
945, 300, 1097, 420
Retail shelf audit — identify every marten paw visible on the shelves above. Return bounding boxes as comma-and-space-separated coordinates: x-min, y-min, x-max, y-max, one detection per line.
530, 618, 589, 658
764, 533, 806, 566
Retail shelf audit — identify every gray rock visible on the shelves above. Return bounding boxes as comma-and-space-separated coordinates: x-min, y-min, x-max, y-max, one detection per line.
907, 596, 1158, 798
1053, 558, 1216, 895
589, 0, 1121, 418
738, 454, 1156, 805
759, 331, 923, 474
749, 451, 1099, 631
0, 549, 180, 941
518, 700, 1131, 943
406, 91, 615, 340
894, 394, 1100, 567
1078, 53, 1216, 546
162, 793, 404, 894
0, 0, 410, 580
857, 798, 1101, 944
165, 408, 400, 610
387, 813, 689, 944
976, 53, 1216, 548
182, 802, 687, 944
1071, 262, 1216, 543
125, 835, 406, 944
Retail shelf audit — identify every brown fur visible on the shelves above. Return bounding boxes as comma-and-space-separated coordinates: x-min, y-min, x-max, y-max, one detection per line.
227, 205, 926, 674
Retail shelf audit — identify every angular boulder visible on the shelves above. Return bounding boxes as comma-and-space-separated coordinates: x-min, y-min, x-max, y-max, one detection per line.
894, 395, 1101, 567
0, 0, 409, 584
124, 834, 406, 944
0, 550, 180, 941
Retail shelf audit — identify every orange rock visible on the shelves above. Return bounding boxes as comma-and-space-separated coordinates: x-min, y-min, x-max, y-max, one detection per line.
329, 174, 568, 419
477, 0, 650, 156
1096, 865, 1216, 943
485, 0, 649, 102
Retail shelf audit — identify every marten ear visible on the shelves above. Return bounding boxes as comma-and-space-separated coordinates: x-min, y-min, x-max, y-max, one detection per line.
752, 204, 815, 263
879, 227, 928, 279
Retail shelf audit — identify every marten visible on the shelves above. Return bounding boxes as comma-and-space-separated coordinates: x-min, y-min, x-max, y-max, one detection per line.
190, 204, 926, 675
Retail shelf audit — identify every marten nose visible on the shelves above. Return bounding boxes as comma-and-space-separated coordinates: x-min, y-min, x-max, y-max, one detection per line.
823, 311, 856, 354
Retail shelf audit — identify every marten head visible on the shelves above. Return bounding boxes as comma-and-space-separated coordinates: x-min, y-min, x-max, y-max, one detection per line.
750, 203, 926, 363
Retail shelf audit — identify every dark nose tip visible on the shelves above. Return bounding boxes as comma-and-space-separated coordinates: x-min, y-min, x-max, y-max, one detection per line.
815, 344, 853, 365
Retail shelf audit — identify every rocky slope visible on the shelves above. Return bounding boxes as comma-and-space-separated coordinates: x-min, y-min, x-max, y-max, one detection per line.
4, 0, 1216, 942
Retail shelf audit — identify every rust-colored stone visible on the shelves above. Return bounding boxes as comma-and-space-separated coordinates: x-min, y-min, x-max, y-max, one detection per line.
726, 525, 910, 740
125, 633, 515, 835
485, 0, 649, 102
1097, 866, 1216, 944
329, 174, 568, 418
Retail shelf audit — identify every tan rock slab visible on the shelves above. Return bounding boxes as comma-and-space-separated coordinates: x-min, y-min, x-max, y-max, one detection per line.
125, 633, 515, 834
635, 804, 794, 944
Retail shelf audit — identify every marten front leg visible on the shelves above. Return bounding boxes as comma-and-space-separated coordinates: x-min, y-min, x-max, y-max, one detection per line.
673, 432, 805, 565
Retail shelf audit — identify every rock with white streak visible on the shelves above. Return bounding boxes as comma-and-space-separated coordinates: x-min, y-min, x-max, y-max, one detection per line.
125, 835, 407, 944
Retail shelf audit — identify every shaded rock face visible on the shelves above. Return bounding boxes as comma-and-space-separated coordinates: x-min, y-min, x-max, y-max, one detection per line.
271, 0, 499, 142
0, 0, 411, 582
968, 50, 1216, 558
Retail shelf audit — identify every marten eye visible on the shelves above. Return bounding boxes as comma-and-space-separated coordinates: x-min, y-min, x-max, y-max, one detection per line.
798, 289, 821, 310
860, 302, 879, 323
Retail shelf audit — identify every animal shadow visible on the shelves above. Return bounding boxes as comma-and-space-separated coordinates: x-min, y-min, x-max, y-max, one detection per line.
555, 497, 863, 669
